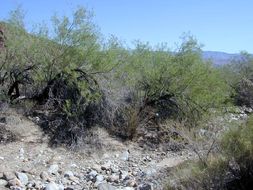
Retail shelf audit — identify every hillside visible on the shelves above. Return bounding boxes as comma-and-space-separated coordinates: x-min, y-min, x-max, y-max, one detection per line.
202, 51, 242, 66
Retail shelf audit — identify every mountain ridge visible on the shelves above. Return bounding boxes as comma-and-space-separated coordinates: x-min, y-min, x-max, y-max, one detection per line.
202, 51, 242, 66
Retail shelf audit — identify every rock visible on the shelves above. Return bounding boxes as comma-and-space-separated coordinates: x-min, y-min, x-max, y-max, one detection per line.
0, 117, 6, 123
123, 187, 135, 190
70, 163, 78, 168
8, 178, 22, 187
144, 167, 156, 176
143, 155, 152, 162
0, 172, 4, 178
19, 148, 24, 159
58, 184, 65, 190
127, 179, 137, 187
0, 179, 8, 187
0, 156, 4, 160
34, 181, 43, 189
138, 183, 153, 190
92, 164, 101, 172
108, 174, 119, 183
111, 166, 119, 173
64, 171, 74, 178
89, 170, 98, 177
96, 175, 104, 183
26, 181, 34, 188
3, 172, 16, 181
40, 171, 50, 181
19, 148, 24, 155
120, 150, 130, 161
131, 171, 138, 176
101, 162, 111, 171
15, 172, 28, 186
120, 171, 129, 180
69, 176, 79, 183
98, 182, 116, 190
10, 186, 23, 190
48, 164, 59, 174
45, 182, 59, 190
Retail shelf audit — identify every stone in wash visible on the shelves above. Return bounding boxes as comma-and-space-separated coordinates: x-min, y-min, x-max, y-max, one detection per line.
48, 164, 59, 175
16, 172, 28, 186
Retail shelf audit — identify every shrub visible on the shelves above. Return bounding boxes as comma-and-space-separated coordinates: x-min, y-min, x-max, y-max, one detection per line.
122, 36, 231, 128
222, 52, 253, 107
167, 115, 253, 190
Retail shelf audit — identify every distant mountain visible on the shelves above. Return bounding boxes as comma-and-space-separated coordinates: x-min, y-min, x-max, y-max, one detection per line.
202, 51, 241, 66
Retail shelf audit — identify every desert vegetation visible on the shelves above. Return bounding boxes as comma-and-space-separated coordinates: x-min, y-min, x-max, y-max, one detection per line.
1, 6, 253, 190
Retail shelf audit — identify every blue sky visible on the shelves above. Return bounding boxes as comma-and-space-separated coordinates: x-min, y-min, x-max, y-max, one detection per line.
0, 0, 252, 53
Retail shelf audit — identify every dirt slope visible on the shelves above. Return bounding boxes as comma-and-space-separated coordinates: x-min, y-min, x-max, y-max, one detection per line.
0, 108, 194, 190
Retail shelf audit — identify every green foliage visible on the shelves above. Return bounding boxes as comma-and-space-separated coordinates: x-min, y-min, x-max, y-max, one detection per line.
0, 6, 234, 146
121, 36, 230, 126
167, 115, 253, 190
221, 52, 253, 107
7, 5, 25, 29
222, 114, 253, 162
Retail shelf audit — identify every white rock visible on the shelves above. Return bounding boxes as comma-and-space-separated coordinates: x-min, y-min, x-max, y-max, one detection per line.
123, 187, 135, 190
111, 165, 119, 173
58, 184, 65, 190
16, 172, 29, 185
89, 170, 98, 177
70, 163, 78, 168
45, 182, 59, 190
108, 174, 119, 183
19, 148, 24, 155
0, 179, 8, 187
48, 164, 59, 174
120, 171, 128, 180
98, 182, 116, 190
120, 150, 129, 161
96, 175, 104, 183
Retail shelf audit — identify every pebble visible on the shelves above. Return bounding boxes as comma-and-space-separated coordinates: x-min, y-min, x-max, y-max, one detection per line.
69, 175, 79, 183
8, 178, 22, 187
3, 172, 16, 181
92, 164, 101, 172
45, 182, 60, 190
111, 166, 119, 173
16, 172, 29, 186
48, 164, 59, 175
96, 175, 104, 183
138, 183, 153, 190
101, 162, 111, 171
89, 170, 98, 177
97, 182, 116, 190
120, 150, 130, 161
0, 179, 8, 187
127, 179, 137, 187
10, 186, 23, 190
64, 171, 74, 178
120, 171, 129, 180
123, 187, 135, 190
108, 174, 119, 183
40, 171, 50, 181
